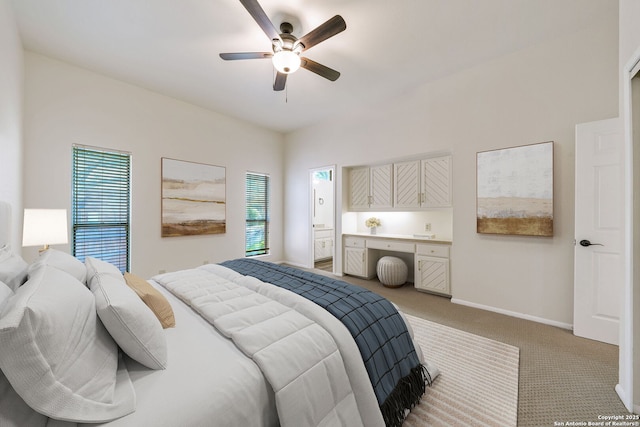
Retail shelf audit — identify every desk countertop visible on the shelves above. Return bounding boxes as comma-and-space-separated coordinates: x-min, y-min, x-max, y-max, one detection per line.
342, 232, 452, 244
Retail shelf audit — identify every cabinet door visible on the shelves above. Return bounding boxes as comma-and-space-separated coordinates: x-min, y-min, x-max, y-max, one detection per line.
370, 164, 393, 209
349, 167, 370, 209
319, 237, 333, 260
422, 156, 452, 207
415, 255, 450, 295
344, 247, 367, 277
314, 239, 324, 261
394, 160, 421, 208
314, 238, 332, 261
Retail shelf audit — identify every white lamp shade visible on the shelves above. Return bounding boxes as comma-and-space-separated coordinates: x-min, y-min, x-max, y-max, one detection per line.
272, 50, 301, 74
22, 209, 69, 248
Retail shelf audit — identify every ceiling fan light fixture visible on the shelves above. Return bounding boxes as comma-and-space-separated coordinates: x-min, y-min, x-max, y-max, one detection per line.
272, 50, 301, 74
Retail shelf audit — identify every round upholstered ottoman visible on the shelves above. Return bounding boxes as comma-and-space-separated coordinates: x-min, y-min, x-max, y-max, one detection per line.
376, 256, 408, 288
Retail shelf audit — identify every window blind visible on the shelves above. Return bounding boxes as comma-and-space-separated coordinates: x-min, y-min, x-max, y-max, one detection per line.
245, 172, 270, 257
72, 145, 131, 272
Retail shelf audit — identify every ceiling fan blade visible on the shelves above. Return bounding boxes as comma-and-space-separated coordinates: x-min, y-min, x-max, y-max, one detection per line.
298, 15, 346, 51
273, 72, 287, 91
300, 58, 340, 81
220, 52, 273, 60
273, 73, 287, 92
239, 0, 281, 43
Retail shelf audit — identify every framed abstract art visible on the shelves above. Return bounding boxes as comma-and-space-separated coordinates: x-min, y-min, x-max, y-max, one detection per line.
476, 141, 553, 237
161, 158, 226, 237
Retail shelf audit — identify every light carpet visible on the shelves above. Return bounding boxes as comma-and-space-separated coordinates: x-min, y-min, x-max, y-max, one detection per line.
403, 314, 520, 427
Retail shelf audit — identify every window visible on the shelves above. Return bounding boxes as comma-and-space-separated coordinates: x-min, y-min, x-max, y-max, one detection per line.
72, 145, 131, 272
245, 172, 270, 257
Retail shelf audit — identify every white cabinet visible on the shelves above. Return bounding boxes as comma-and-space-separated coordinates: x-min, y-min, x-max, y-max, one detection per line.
393, 160, 421, 208
314, 229, 333, 261
343, 237, 375, 278
422, 156, 452, 208
394, 155, 452, 209
414, 243, 450, 295
348, 167, 370, 210
348, 164, 393, 210
314, 238, 333, 261
342, 235, 451, 292
370, 164, 393, 208
344, 247, 367, 277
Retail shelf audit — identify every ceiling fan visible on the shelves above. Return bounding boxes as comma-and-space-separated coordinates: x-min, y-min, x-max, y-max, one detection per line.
220, 0, 346, 91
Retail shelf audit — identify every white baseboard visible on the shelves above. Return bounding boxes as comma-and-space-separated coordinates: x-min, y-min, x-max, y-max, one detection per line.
614, 384, 640, 414
615, 384, 630, 412
282, 260, 344, 276
278, 260, 306, 268
450, 298, 573, 330
281, 261, 574, 330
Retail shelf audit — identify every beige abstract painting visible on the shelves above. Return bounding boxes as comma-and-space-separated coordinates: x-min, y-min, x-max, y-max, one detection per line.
476, 142, 553, 236
161, 158, 226, 237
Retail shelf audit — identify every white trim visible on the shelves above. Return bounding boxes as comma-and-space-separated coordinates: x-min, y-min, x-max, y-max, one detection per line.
632, 57, 640, 81
281, 260, 306, 269
618, 43, 640, 414
451, 298, 573, 330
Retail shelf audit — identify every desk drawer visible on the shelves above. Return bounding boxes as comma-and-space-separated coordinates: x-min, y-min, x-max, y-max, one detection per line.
344, 237, 366, 248
367, 239, 415, 253
416, 243, 450, 258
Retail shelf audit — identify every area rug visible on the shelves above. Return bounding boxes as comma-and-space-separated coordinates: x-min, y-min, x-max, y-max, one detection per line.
403, 314, 520, 427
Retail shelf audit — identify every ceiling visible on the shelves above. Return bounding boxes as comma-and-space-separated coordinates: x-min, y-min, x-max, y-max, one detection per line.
9, 0, 614, 133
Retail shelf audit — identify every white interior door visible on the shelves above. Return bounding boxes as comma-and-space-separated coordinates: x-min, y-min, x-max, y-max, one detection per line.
574, 118, 623, 345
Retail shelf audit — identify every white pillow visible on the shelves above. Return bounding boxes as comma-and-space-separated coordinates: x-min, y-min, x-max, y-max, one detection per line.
0, 264, 135, 422
0, 369, 47, 427
86, 257, 167, 370
0, 280, 12, 311
27, 249, 87, 284
0, 245, 28, 291
85, 255, 122, 279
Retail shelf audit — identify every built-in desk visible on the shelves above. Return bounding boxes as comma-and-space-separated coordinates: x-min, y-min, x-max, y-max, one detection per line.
342, 233, 452, 296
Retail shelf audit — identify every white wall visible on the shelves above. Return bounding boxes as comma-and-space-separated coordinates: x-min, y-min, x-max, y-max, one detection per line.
0, 0, 23, 249
284, 9, 618, 326
22, 52, 285, 278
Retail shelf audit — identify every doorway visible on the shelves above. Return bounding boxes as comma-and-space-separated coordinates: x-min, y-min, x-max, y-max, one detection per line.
310, 166, 335, 273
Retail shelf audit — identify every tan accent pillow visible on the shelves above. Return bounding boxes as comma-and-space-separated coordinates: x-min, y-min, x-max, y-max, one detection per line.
124, 272, 175, 328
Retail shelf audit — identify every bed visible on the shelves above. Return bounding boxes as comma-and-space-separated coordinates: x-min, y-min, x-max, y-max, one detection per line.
0, 201, 436, 427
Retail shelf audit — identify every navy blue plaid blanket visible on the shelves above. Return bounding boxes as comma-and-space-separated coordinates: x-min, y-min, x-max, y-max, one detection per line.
220, 258, 429, 427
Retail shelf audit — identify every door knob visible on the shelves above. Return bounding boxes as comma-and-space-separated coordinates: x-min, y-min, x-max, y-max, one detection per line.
579, 239, 603, 247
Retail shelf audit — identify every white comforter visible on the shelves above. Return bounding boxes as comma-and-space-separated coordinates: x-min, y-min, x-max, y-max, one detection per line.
49, 276, 278, 427
155, 264, 385, 427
